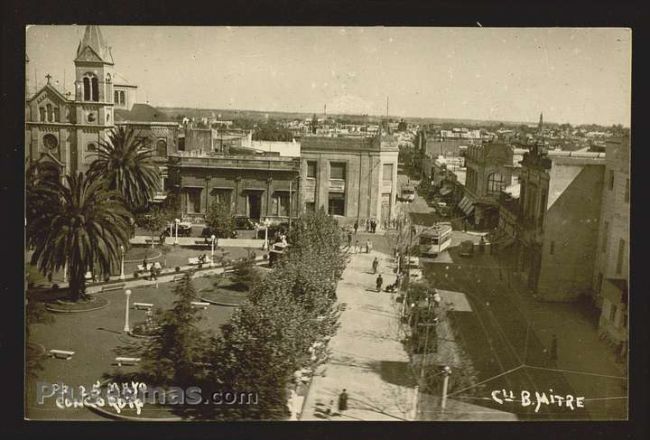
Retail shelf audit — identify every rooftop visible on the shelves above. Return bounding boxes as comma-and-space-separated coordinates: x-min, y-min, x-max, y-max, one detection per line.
115, 103, 172, 123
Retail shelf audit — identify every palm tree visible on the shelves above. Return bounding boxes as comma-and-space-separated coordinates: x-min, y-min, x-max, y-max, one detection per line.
27, 172, 132, 301
88, 126, 160, 212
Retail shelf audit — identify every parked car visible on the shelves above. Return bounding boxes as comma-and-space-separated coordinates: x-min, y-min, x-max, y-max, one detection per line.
233, 215, 256, 230
161, 221, 192, 237
459, 240, 474, 257
257, 222, 290, 240
201, 226, 237, 240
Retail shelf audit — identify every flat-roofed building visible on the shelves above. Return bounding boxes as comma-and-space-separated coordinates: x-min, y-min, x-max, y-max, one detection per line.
299, 133, 399, 229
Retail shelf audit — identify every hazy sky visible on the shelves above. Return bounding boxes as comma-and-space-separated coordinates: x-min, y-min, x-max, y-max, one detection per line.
26, 26, 631, 126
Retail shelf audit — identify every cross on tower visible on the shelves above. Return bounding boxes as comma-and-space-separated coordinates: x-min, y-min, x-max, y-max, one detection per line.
45, 73, 52, 84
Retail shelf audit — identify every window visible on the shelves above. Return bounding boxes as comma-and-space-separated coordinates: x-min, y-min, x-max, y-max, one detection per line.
487, 172, 505, 195
328, 192, 345, 216
156, 139, 167, 156
616, 239, 625, 274
187, 189, 202, 214
272, 192, 290, 217
609, 170, 614, 190
46, 104, 53, 122
83, 74, 99, 102
87, 143, 97, 152
383, 163, 394, 182
43, 134, 58, 150
609, 302, 617, 323
602, 221, 609, 252
121, 91, 126, 104
53, 107, 60, 122
307, 161, 317, 178
624, 178, 629, 203
306, 202, 315, 213
596, 272, 603, 294
549, 241, 555, 255
39, 107, 46, 121
114, 90, 119, 104
330, 162, 346, 180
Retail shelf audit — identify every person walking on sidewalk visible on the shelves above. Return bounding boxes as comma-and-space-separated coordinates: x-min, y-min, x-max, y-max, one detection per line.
366, 239, 372, 253
338, 389, 348, 412
347, 231, 353, 249
550, 334, 558, 361
353, 221, 359, 235
372, 257, 379, 274
376, 274, 383, 292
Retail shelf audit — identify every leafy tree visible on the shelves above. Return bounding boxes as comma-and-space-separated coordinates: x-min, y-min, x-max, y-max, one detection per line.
205, 200, 235, 239
27, 172, 131, 301
231, 257, 262, 291
88, 126, 160, 212
136, 206, 169, 248
140, 273, 211, 388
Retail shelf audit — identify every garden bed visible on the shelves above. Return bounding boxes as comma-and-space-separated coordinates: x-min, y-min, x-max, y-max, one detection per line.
45, 296, 109, 313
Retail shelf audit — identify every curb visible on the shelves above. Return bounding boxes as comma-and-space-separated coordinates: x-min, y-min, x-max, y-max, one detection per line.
45, 298, 110, 313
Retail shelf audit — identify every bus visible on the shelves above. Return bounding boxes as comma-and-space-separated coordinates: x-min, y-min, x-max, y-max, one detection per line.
418, 223, 453, 257
400, 185, 416, 202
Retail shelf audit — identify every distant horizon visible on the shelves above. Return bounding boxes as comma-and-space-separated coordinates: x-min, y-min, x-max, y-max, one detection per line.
156, 105, 625, 128
26, 26, 631, 127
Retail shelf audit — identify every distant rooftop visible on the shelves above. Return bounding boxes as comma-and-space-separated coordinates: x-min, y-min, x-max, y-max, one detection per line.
115, 103, 172, 123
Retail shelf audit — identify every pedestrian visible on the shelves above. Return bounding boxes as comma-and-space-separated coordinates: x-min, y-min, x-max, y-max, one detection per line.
353, 221, 359, 235
550, 334, 558, 361
150, 265, 157, 281
371, 219, 377, 233
376, 274, 383, 292
432, 289, 441, 307
354, 240, 360, 254
366, 239, 372, 253
143, 257, 148, 271
338, 389, 348, 412
372, 257, 379, 274
395, 273, 402, 288
326, 399, 335, 417
347, 231, 353, 248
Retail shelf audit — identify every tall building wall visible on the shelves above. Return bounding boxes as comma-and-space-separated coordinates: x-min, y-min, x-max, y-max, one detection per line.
536, 165, 604, 301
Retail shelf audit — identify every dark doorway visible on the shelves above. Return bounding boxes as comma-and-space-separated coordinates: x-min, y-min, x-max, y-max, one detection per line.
247, 192, 262, 221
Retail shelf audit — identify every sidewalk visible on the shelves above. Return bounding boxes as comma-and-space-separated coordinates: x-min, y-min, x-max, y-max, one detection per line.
300, 250, 415, 421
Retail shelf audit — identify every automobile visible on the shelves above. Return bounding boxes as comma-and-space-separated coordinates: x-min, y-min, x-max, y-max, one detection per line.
459, 240, 475, 257
201, 226, 237, 240
233, 215, 256, 230
161, 221, 192, 237
400, 185, 416, 202
257, 222, 290, 240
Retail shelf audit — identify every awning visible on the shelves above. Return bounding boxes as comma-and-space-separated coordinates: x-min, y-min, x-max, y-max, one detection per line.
458, 196, 475, 215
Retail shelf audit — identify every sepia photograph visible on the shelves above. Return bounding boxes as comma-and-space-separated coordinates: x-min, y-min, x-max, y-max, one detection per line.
23, 25, 630, 423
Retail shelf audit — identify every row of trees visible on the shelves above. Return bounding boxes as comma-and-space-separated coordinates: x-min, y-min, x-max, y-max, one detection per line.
135, 208, 346, 419
26, 127, 162, 301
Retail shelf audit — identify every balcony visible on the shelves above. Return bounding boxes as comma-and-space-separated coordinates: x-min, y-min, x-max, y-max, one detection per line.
328, 179, 346, 193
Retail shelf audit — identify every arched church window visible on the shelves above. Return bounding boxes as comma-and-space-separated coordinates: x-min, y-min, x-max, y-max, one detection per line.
91, 76, 99, 101
106, 73, 112, 83
83, 77, 91, 101
54, 107, 60, 122
114, 90, 119, 104
87, 143, 97, 152
120, 91, 125, 105
46, 104, 53, 122
156, 139, 167, 156
83, 73, 99, 102
39, 107, 46, 121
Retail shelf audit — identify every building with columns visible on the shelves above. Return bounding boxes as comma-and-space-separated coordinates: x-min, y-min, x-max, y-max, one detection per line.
299, 133, 399, 229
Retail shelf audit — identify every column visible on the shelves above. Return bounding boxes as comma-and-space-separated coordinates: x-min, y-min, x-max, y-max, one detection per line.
266, 176, 273, 218
234, 176, 241, 215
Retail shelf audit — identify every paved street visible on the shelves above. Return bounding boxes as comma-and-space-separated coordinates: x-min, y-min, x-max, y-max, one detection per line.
399, 186, 627, 420
300, 250, 415, 421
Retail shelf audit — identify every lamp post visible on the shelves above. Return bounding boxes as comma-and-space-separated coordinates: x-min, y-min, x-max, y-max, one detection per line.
123, 289, 132, 333
119, 245, 125, 280
174, 218, 180, 245
211, 234, 216, 266
441, 366, 452, 411
263, 218, 271, 250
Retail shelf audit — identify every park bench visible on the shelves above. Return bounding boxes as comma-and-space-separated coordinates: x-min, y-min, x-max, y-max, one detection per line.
188, 257, 213, 266
191, 301, 210, 310
115, 357, 141, 367
49, 349, 75, 360
193, 240, 211, 246
137, 262, 162, 272
144, 238, 161, 245
172, 274, 185, 282
133, 302, 153, 311
101, 283, 126, 293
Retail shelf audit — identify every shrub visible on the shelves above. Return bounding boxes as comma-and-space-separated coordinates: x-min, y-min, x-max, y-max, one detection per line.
175, 266, 181, 272
52, 284, 60, 290
134, 272, 139, 279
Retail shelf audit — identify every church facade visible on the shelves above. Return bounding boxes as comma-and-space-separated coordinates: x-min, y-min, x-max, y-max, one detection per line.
25, 25, 177, 196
